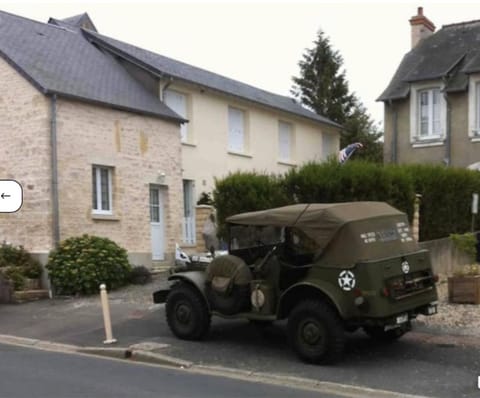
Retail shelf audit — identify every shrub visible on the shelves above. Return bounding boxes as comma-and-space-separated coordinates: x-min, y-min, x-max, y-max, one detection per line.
213, 162, 480, 243
284, 161, 414, 219
3, 267, 25, 291
213, 171, 289, 238
0, 242, 40, 269
0, 243, 42, 290
197, 192, 214, 206
129, 265, 152, 285
406, 165, 480, 240
46, 235, 132, 295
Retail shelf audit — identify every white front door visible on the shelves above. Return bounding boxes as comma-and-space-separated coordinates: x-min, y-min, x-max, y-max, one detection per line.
150, 186, 165, 261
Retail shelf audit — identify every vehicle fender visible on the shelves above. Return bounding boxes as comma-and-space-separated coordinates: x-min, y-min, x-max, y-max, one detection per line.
277, 279, 350, 319
168, 271, 210, 309
152, 271, 208, 304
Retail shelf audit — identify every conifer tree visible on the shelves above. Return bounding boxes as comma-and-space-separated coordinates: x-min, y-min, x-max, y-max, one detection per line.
292, 30, 383, 163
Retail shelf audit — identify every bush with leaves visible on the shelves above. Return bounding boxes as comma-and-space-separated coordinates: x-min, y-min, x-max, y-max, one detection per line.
47, 235, 132, 295
0, 243, 42, 290
129, 265, 152, 285
213, 171, 289, 239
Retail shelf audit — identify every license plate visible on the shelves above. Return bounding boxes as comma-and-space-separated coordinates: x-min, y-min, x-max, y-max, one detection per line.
396, 314, 408, 324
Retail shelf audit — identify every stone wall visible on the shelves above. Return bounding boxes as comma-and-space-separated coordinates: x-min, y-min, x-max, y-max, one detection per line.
0, 58, 53, 252
0, 58, 184, 265
55, 99, 183, 264
420, 237, 472, 275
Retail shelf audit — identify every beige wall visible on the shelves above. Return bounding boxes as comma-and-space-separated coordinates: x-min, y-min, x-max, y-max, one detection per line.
169, 82, 340, 197
55, 99, 183, 262
384, 92, 480, 167
0, 58, 53, 253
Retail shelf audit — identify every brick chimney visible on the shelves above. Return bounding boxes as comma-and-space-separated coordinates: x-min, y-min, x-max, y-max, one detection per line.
409, 7, 435, 48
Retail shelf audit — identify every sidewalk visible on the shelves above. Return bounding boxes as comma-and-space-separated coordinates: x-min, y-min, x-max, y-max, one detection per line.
0, 273, 170, 348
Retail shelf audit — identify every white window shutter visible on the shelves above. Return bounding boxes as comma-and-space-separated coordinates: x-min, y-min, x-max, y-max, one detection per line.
164, 90, 188, 142
228, 107, 244, 152
278, 121, 291, 161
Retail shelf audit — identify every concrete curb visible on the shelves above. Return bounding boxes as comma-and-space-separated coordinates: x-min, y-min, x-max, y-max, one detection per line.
0, 333, 432, 398
0, 334, 77, 353
190, 365, 432, 398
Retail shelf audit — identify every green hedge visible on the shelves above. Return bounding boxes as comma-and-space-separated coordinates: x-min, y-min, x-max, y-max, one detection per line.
213, 172, 288, 238
283, 161, 414, 219
406, 164, 480, 240
213, 162, 480, 242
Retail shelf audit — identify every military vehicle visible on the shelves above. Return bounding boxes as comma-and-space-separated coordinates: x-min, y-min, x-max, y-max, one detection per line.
153, 202, 438, 363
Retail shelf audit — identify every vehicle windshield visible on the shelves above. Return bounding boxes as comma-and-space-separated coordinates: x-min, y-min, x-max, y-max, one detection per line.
229, 225, 284, 250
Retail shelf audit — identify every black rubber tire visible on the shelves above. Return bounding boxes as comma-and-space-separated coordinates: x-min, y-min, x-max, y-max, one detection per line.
165, 282, 211, 340
287, 300, 345, 364
363, 325, 408, 342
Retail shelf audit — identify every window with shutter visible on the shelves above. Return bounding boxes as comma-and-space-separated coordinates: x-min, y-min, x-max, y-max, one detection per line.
228, 107, 245, 153
278, 121, 292, 161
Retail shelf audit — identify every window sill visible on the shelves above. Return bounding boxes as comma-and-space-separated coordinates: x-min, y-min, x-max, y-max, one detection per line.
181, 141, 197, 148
411, 140, 444, 148
277, 160, 297, 167
228, 150, 252, 159
470, 137, 480, 143
91, 213, 120, 221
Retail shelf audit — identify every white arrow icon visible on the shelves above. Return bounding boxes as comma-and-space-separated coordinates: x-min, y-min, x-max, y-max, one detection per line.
0, 180, 22, 212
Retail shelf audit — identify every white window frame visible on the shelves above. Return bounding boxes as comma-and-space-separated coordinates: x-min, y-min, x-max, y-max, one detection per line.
468, 74, 480, 139
92, 166, 113, 215
410, 82, 446, 143
228, 106, 246, 153
164, 89, 188, 143
278, 121, 293, 162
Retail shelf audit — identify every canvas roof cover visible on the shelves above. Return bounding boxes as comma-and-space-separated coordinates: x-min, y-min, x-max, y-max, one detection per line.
226, 202, 405, 250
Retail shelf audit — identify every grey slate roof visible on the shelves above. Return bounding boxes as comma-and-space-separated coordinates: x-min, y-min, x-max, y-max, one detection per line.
379, 20, 480, 102
0, 10, 184, 122
48, 13, 98, 32
82, 30, 341, 128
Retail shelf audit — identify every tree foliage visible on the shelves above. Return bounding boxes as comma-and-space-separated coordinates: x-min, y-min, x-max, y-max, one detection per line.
291, 30, 383, 163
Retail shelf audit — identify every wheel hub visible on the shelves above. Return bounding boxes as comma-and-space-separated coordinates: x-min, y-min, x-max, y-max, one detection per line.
176, 303, 192, 324
302, 321, 322, 345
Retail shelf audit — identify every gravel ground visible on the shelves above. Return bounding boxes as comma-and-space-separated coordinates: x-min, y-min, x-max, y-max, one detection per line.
91, 272, 480, 337
416, 275, 480, 336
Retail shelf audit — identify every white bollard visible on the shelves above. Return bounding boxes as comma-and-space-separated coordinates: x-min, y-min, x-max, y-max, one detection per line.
100, 284, 117, 344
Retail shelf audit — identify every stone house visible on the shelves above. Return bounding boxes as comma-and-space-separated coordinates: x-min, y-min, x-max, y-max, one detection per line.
0, 11, 184, 266
379, 7, 480, 168
0, 10, 340, 264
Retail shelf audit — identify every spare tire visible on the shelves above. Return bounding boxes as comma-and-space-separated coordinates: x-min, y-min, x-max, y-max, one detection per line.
205, 255, 252, 315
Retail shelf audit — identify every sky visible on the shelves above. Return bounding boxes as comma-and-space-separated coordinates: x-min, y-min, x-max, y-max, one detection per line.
1, 0, 480, 129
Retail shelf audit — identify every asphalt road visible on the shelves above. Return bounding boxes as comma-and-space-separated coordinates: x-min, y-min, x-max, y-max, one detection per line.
121, 309, 480, 398
2, 297, 479, 398
0, 343, 337, 398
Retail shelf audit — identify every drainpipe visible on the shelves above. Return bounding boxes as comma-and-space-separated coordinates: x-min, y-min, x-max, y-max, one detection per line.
159, 76, 173, 101
389, 99, 398, 163
50, 94, 60, 247
443, 79, 451, 166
